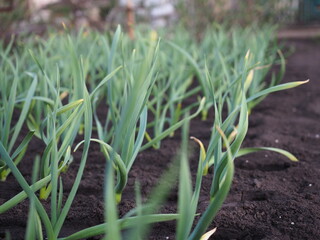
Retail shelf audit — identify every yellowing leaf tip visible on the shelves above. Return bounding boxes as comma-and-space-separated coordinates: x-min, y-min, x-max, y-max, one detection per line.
200, 227, 217, 240
190, 136, 203, 148
62, 22, 67, 30
289, 155, 298, 162
245, 50, 250, 61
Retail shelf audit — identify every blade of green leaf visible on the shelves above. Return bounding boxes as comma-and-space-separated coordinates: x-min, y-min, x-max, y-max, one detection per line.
237, 147, 298, 161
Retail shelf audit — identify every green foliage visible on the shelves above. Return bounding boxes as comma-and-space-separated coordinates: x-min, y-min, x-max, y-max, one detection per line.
0, 24, 307, 239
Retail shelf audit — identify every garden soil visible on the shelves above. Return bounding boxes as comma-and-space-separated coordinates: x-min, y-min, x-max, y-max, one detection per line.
1, 39, 320, 240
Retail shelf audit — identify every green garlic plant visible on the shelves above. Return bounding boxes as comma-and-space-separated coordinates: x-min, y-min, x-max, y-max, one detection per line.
0, 41, 36, 181
0, 23, 309, 240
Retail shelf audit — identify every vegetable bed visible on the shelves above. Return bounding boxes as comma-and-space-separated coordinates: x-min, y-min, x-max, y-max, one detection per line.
0, 29, 319, 240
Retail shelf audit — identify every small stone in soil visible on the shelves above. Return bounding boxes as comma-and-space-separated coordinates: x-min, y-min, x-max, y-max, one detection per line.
253, 178, 262, 188
275, 139, 279, 143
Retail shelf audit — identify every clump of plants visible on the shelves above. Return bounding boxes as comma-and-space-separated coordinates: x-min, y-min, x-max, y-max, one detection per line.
0, 24, 307, 240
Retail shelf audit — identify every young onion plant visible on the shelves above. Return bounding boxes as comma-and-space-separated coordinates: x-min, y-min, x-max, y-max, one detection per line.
168, 25, 287, 120
144, 35, 202, 150
195, 56, 307, 179
1, 34, 134, 240
0, 42, 37, 181
175, 65, 307, 240
0, 35, 119, 214
75, 26, 160, 203
88, 27, 204, 201
25, 45, 91, 200
0, 73, 92, 240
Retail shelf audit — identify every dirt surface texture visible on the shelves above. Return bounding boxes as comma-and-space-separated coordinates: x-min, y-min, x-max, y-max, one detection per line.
0, 39, 320, 240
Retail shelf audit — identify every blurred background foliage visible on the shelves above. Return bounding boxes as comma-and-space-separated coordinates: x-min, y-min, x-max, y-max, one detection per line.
0, 0, 317, 38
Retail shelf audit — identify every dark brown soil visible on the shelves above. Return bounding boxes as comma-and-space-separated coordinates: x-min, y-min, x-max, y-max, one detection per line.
1, 39, 320, 240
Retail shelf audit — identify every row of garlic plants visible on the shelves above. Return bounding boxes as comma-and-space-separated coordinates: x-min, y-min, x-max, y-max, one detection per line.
0, 25, 306, 240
